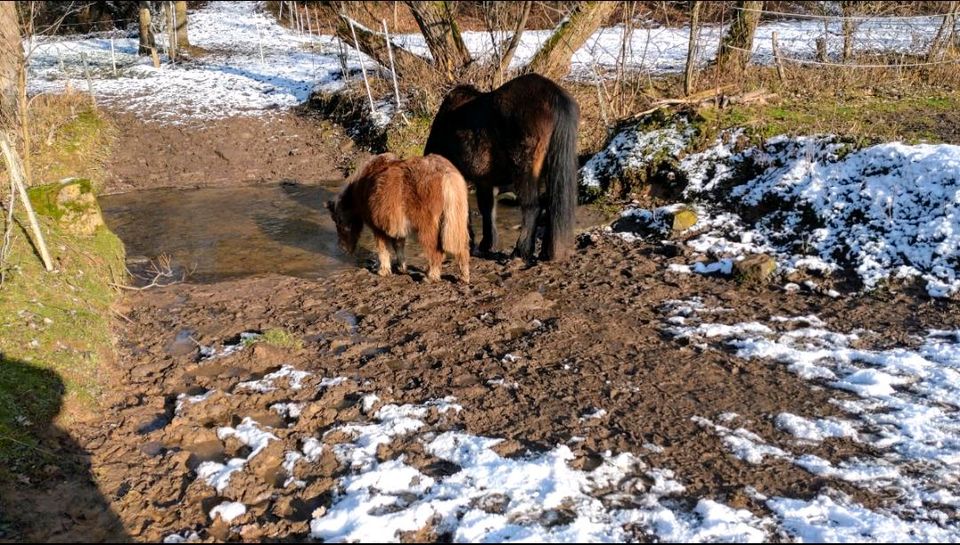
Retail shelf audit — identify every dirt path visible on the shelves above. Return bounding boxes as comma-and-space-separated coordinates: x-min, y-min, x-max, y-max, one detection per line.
6, 101, 957, 540
30, 230, 956, 540
103, 110, 364, 193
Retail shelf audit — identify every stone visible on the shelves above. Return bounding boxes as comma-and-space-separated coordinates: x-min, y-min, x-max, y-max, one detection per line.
31, 179, 107, 236
671, 207, 698, 231
733, 254, 778, 284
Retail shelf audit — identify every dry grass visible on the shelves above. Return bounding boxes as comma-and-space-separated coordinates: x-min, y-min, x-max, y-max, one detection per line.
0, 89, 116, 194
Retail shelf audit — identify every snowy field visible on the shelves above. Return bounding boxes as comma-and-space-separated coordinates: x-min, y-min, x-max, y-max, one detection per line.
161, 321, 960, 542
26, 2, 948, 124
663, 298, 960, 542
587, 122, 960, 298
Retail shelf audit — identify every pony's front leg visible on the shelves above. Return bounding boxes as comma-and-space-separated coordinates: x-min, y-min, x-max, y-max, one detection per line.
374, 234, 393, 276
477, 184, 498, 254
392, 238, 407, 273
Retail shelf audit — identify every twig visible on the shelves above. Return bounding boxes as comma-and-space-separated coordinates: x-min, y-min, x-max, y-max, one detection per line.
112, 254, 190, 291
0, 166, 17, 287
382, 19, 404, 120
0, 133, 53, 272
348, 18, 377, 118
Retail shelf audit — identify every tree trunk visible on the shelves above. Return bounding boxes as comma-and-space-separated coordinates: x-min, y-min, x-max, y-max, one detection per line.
841, 1, 856, 62
0, 1, 19, 130
525, 1, 617, 80
138, 1, 156, 56
404, 1, 472, 81
175, 1, 189, 50
318, 3, 432, 81
684, 0, 702, 96
928, 1, 958, 62
712, 1, 762, 72
497, 1, 532, 77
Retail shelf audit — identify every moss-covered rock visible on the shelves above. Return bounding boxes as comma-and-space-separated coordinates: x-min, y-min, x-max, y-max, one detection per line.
27, 178, 104, 236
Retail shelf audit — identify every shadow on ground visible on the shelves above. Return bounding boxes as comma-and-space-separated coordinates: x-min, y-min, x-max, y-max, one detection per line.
0, 356, 127, 541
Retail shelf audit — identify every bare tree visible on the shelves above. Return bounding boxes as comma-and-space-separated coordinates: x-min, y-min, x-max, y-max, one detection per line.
317, 3, 432, 81
174, 0, 189, 50
841, 1, 856, 62
928, 1, 958, 62
496, 1, 532, 79
684, 0, 702, 95
712, 1, 763, 72
404, 1, 471, 81
0, 1, 19, 129
525, 1, 617, 80
138, 1, 156, 56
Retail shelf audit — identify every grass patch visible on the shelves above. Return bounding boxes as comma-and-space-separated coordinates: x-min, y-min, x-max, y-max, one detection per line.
706, 91, 960, 145
244, 328, 304, 350
27, 92, 116, 192
385, 114, 433, 159
0, 95, 124, 476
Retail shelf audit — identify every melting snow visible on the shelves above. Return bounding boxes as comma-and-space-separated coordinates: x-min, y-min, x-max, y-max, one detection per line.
209, 501, 247, 523
27, 3, 947, 125
601, 129, 960, 297
663, 299, 960, 534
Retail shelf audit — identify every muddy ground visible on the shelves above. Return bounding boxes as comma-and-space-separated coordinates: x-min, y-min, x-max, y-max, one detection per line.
103, 111, 365, 193
5, 109, 960, 542
15, 241, 960, 541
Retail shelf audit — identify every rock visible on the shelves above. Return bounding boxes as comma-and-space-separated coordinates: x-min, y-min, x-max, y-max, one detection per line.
140, 441, 166, 457
248, 440, 285, 486
475, 493, 511, 514
28, 179, 105, 236
56, 183, 83, 204
670, 207, 698, 231
733, 254, 778, 284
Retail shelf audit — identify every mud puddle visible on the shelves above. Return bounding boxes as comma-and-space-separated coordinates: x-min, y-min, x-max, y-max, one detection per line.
101, 182, 612, 283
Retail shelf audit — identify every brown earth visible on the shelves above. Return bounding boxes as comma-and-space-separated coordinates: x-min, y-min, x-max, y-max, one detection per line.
6, 107, 960, 542
102, 111, 366, 193
13, 232, 960, 541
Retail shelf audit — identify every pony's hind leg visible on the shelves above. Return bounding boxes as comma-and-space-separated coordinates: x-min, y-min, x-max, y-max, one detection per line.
513, 171, 540, 260
392, 238, 407, 273
374, 234, 393, 277
418, 225, 443, 282
476, 184, 498, 255
456, 249, 470, 284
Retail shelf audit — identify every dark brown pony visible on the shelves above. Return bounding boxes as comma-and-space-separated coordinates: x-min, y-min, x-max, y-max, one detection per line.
423, 73, 580, 261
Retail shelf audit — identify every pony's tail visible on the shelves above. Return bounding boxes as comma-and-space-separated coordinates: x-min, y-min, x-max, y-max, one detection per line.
439, 168, 471, 282
541, 91, 580, 261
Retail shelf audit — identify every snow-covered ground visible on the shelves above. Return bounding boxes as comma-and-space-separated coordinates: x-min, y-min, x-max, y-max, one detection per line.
27, 2, 347, 123
661, 298, 960, 541
590, 120, 960, 298
165, 339, 960, 542
26, 2, 947, 124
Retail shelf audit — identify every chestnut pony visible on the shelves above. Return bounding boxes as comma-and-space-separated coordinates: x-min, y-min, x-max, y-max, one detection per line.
327, 153, 470, 283
424, 73, 580, 261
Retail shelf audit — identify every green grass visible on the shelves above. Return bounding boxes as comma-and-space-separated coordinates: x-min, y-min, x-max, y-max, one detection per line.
701, 92, 960, 145
0, 219, 124, 473
0, 100, 124, 476
385, 114, 433, 159
259, 328, 304, 350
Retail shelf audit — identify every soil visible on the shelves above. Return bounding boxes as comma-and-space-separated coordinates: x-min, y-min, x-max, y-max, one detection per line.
103, 110, 366, 193
5, 107, 960, 542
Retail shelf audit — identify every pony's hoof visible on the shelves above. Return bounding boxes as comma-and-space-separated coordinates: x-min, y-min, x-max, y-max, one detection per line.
377, 268, 392, 277
398, 264, 408, 274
